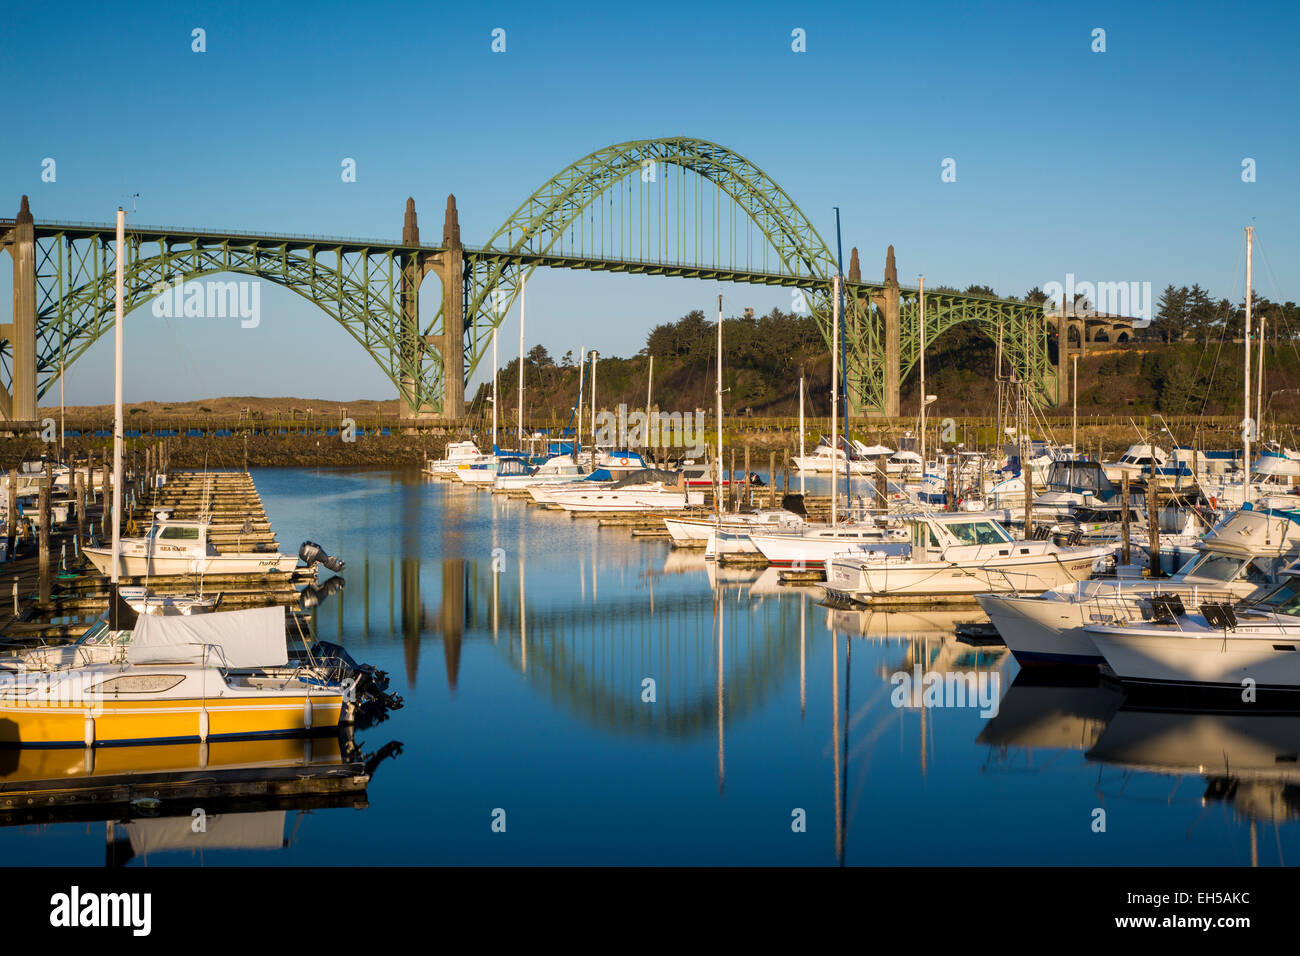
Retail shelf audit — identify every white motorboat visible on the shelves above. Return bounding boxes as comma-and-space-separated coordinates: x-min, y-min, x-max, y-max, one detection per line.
793, 437, 871, 475
594, 450, 649, 477
1031, 459, 1123, 518
977, 505, 1300, 667
82, 516, 299, 576
1199, 448, 1300, 510
747, 523, 910, 571
424, 440, 490, 475
825, 512, 1111, 603
1101, 442, 1193, 487
527, 469, 616, 504
663, 508, 805, 548
1085, 586, 1300, 694
886, 449, 923, 478
549, 470, 703, 512
494, 455, 588, 490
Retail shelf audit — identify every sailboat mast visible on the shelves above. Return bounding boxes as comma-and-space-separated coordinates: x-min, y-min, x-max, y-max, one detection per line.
790, 371, 800, 496
589, 350, 598, 467
716, 295, 724, 524
1257, 293, 1266, 445
919, 276, 927, 473
518, 272, 526, 449
1244, 226, 1253, 502
834, 209, 849, 514
831, 280, 839, 528
491, 326, 498, 452
576, 345, 585, 456
111, 208, 125, 584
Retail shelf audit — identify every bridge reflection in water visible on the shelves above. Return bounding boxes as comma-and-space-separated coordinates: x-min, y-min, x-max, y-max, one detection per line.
301, 473, 1026, 863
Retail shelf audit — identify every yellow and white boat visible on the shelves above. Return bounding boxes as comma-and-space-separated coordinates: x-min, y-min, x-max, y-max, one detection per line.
0, 605, 350, 747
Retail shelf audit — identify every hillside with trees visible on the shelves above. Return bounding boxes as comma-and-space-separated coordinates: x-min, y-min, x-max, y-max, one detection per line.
473, 284, 1300, 424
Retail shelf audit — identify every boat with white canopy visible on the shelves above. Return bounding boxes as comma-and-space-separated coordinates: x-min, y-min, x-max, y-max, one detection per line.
0, 605, 350, 746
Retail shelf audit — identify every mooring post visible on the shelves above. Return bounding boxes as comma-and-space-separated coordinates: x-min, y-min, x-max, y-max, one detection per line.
946, 460, 956, 511
729, 448, 736, 512
874, 455, 888, 513
769, 451, 777, 508
743, 444, 750, 509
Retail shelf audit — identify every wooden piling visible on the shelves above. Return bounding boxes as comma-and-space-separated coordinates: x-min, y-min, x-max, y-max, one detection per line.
743, 444, 750, 510
769, 451, 776, 508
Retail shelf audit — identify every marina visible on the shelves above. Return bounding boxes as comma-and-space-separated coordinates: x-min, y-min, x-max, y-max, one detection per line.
7, 465, 1300, 865
2, 5, 1299, 924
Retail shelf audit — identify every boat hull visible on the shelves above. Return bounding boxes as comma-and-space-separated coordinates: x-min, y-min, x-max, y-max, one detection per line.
832, 546, 1109, 602
1089, 623, 1300, 692
82, 549, 298, 577
975, 593, 1106, 666
0, 693, 344, 747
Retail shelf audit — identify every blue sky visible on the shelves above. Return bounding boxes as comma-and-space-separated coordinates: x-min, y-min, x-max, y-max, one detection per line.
3, 0, 1296, 406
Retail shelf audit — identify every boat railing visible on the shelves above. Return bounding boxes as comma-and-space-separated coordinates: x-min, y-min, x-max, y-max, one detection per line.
1085, 584, 1238, 627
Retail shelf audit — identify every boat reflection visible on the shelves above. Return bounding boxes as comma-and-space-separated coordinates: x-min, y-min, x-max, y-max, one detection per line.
0, 732, 400, 865
1089, 708, 1300, 828
979, 670, 1124, 752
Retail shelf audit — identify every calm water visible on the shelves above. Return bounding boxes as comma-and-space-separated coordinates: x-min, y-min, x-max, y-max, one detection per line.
3, 466, 1297, 865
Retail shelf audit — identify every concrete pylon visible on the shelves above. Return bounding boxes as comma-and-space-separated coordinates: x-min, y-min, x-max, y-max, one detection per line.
430, 194, 465, 420
869, 245, 901, 418
398, 197, 422, 420
7, 196, 38, 421
846, 248, 863, 415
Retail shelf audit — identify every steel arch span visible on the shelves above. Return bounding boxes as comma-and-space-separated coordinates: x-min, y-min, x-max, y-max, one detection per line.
462, 136, 1049, 414
462, 136, 849, 402
1, 139, 1051, 421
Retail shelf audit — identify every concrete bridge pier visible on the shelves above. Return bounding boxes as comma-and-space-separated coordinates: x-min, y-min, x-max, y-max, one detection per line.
399, 197, 423, 421
2, 196, 38, 421
867, 245, 901, 418
426, 195, 465, 421
399, 195, 465, 421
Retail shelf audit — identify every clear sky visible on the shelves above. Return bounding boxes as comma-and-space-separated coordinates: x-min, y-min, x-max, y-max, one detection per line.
3, 0, 1296, 407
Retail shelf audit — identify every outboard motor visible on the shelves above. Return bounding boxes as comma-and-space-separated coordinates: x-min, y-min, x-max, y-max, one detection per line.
299, 540, 345, 572
299, 573, 346, 611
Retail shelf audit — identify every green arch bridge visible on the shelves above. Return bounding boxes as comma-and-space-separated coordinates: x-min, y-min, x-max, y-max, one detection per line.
0, 136, 1057, 423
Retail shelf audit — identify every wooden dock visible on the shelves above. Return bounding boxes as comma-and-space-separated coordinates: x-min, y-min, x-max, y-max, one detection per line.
1, 459, 312, 646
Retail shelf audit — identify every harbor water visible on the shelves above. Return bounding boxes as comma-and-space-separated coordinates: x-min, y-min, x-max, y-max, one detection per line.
3, 466, 1297, 865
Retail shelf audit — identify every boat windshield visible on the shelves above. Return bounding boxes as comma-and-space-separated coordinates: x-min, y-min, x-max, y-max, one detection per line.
1252, 578, 1300, 613
77, 619, 130, 647
1177, 552, 1245, 583
945, 520, 1013, 545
